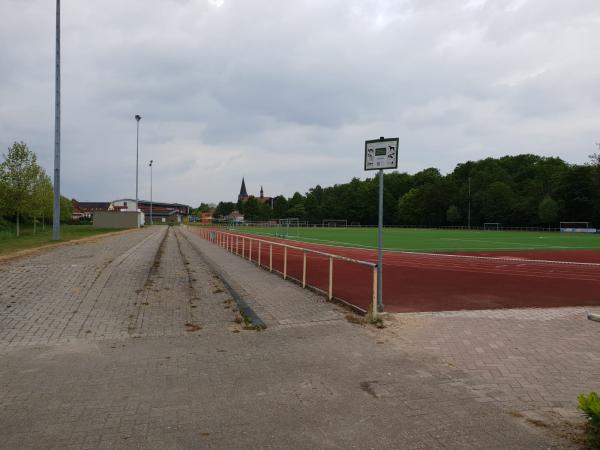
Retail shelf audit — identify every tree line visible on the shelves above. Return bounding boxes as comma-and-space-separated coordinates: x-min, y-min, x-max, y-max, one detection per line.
0, 142, 72, 236
211, 153, 600, 228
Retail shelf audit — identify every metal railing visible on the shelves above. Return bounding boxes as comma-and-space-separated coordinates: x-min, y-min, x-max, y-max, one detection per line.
197, 228, 378, 316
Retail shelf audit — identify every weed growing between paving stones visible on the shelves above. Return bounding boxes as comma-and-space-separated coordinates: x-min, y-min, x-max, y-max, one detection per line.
185, 322, 202, 332
345, 314, 364, 325
239, 310, 265, 331
578, 392, 600, 449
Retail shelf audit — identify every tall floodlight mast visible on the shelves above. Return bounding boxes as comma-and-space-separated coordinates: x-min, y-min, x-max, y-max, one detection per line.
52, 0, 61, 240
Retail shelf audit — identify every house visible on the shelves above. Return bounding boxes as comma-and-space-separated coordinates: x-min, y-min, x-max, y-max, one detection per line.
200, 210, 214, 224
224, 210, 244, 223
108, 199, 191, 224
72, 200, 110, 220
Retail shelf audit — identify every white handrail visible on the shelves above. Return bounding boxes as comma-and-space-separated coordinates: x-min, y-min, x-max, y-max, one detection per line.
221, 230, 377, 268
198, 229, 378, 317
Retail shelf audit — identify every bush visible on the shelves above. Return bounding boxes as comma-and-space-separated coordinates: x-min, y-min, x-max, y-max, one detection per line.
578, 392, 600, 449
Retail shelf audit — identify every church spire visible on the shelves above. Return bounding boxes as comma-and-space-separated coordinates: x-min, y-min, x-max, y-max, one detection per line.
238, 177, 248, 201
260, 185, 264, 198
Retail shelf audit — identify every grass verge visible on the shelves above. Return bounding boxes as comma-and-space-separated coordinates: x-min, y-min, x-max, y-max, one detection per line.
0, 225, 125, 257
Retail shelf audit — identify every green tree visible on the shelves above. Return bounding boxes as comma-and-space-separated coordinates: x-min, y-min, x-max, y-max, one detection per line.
59, 195, 73, 223
0, 142, 47, 236
479, 181, 516, 224
397, 188, 423, 225
243, 197, 260, 221
30, 173, 53, 232
446, 205, 462, 225
558, 166, 594, 223
194, 203, 211, 214
214, 202, 235, 218
257, 202, 272, 221
272, 196, 288, 219
538, 196, 559, 227
287, 192, 305, 218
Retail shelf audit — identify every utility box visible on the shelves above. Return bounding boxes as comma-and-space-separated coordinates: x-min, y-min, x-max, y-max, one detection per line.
93, 211, 144, 229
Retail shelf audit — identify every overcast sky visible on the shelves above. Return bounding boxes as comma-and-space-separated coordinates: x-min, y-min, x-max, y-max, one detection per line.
1, 0, 599, 206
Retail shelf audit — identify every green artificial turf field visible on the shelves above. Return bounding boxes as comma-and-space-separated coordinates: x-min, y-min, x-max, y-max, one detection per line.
224, 225, 600, 252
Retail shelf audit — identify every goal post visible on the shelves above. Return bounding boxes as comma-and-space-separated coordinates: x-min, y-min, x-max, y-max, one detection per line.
483, 222, 501, 231
277, 218, 300, 238
322, 219, 348, 228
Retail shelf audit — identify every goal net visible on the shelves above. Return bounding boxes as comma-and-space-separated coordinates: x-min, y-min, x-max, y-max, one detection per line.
276, 218, 300, 238
483, 223, 501, 231
322, 219, 348, 227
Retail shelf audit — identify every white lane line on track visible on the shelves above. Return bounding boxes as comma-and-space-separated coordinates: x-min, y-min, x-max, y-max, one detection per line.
217, 232, 600, 283
258, 235, 600, 267
438, 237, 568, 249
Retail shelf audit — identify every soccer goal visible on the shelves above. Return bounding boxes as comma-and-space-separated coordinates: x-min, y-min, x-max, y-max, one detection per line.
276, 218, 300, 238
560, 222, 595, 233
322, 219, 348, 227
483, 222, 501, 231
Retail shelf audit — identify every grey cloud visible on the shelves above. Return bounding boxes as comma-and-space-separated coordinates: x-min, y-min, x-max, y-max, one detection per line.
1, 0, 599, 205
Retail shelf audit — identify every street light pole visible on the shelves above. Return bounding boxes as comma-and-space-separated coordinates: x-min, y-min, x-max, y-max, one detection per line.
52, 0, 61, 241
149, 160, 153, 225
135, 114, 142, 226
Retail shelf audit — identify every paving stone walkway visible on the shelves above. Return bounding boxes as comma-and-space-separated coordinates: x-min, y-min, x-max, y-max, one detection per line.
383, 306, 600, 440
0, 226, 589, 448
181, 228, 343, 329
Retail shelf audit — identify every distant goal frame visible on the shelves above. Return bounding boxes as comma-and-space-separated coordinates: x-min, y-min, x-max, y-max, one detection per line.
322, 219, 348, 228
483, 222, 501, 231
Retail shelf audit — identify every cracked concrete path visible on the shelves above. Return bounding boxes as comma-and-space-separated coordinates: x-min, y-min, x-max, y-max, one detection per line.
0, 226, 580, 449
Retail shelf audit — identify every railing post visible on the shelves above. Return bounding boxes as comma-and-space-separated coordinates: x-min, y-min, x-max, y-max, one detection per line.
236, 236, 239, 255
372, 265, 378, 319
302, 251, 307, 288
258, 241, 262, 267
249, 239, 252, 261
242, 237, 245, 258
269, 244, 273, 272
283, 247, 287, 280
328, 257, 333, 300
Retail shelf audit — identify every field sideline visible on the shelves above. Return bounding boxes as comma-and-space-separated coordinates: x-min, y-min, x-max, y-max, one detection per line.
224, 226, 600, 253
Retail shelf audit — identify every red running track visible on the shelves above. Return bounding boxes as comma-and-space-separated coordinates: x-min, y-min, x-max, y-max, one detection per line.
193, 229, 600, 313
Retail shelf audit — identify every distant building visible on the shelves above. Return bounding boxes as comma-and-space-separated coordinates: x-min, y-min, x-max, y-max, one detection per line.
224, 210, 244, 223
200, 210, 214, 224
109, 199, 191, 224
238, 178, 273, 207
72, 200, 110, 220
238, 177, 249, 202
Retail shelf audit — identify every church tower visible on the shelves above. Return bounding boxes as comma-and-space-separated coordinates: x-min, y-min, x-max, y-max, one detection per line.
238, 177, 248, 202
260, 185, 264, 199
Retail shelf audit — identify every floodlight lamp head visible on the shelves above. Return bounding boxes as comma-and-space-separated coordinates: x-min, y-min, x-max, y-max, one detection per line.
135, 114, 142, 122
149, 160, 153, 166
